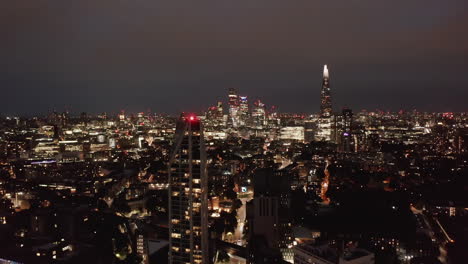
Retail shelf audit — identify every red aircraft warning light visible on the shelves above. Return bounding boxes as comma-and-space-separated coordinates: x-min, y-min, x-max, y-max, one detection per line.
186, 114, 197, 122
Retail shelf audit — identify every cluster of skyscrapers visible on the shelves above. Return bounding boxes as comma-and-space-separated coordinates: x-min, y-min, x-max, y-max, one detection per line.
225, 88, 270, 129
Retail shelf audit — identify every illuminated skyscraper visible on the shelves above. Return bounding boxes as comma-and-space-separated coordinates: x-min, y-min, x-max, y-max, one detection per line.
340, 108, 354, 152
251, 100, 266, 129
228, 88, 240, 127
239, 96, 249, 126
320, 65, 332, 118
216, 101, 223, 118
168, 114, 208, 264
205, 101, 224, 127
316, 65, 333, 141
266, 105, 280, 129
304, 119, 316, 143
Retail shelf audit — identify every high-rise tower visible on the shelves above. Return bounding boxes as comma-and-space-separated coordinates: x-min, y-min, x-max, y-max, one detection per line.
239, 96, 249, 126
320, 65, 332, 117
247, 168, 294, 263
316, 65, 334, 141
168, 114, 208, 264
251, 99, 266, 129
341, 108, 353, 152
228, 88, 240, 127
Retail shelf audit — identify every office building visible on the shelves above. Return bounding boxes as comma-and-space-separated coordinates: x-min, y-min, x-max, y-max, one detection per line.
228, 88, 240, 128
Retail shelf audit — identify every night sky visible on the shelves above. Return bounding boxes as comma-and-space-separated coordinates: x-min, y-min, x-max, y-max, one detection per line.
1, 1, 467, 116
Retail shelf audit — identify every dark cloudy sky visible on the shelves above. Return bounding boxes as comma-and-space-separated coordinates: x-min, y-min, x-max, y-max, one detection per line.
1, 1, 467, 115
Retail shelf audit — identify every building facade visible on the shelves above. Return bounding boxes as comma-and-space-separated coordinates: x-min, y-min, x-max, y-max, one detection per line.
247, 168, 295, 263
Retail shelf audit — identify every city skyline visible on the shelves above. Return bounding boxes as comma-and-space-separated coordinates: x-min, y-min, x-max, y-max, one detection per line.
1, 2, 468, 264
2, 1, 467, 115
1, 62, 467, 116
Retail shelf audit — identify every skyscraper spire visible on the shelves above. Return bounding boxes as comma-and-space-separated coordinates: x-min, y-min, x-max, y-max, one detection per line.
323, 64, 329, 79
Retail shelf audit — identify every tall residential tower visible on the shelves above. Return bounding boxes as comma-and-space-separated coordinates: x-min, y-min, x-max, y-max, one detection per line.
168, 114, 209, 264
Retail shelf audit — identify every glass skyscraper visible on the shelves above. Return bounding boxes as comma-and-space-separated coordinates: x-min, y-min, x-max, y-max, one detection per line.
320, 65, 332, 118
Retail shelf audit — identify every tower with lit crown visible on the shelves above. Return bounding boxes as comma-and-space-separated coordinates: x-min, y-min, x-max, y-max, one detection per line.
320, 65, 332, 117
316, 65, 334, 141
168, 114, 208, 264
